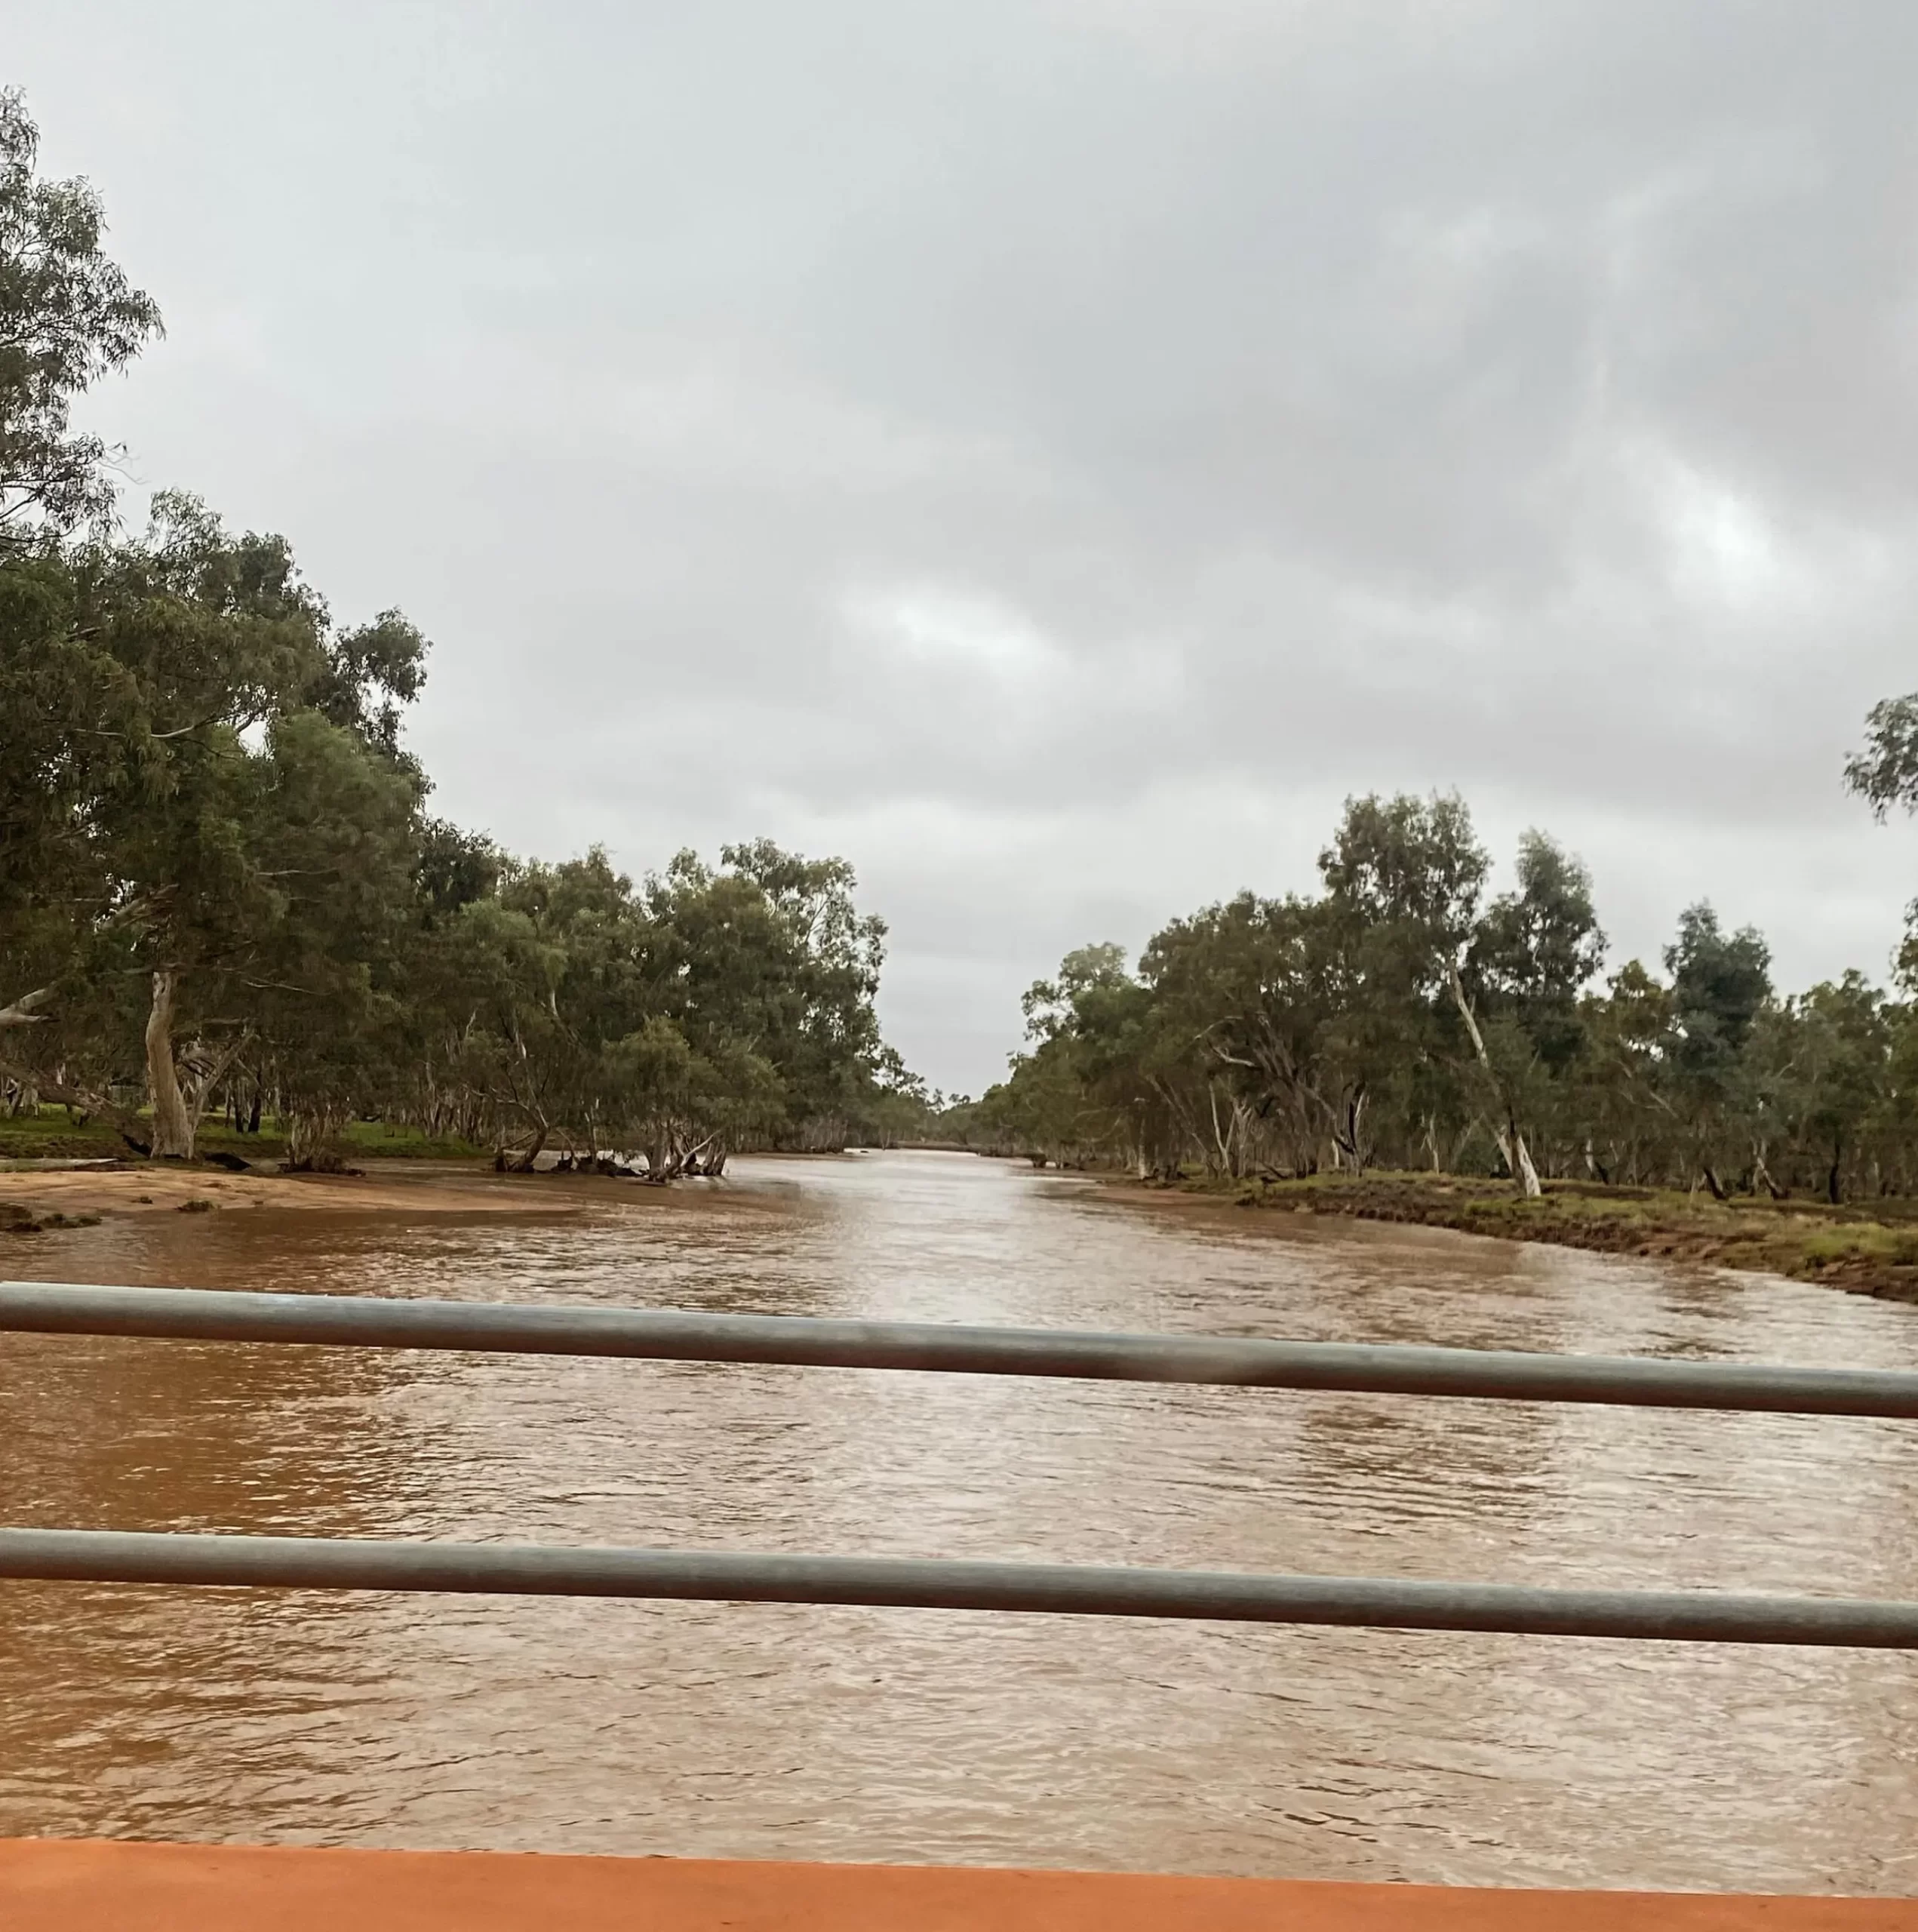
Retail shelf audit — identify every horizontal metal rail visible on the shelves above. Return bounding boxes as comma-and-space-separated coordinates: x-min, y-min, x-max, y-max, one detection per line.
5, 1280, 1918, 1417
4, 1528, 1916, 1647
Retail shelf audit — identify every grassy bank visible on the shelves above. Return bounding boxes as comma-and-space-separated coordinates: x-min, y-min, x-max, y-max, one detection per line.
1139, 1171, 1918, 1304
0, 1109, 486, 1166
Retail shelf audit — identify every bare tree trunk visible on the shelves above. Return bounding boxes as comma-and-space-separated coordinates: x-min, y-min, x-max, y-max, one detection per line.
0, 1055, 152, 1154
0, 986, 54, 1031
1447, 964, 1541, 1198
145, 970, 196, 1159
184, 1033, 251, 1147
1206, 1083, 1234, 1178
1513, 1134, 1541, 1195
285, 1106, 349, 1171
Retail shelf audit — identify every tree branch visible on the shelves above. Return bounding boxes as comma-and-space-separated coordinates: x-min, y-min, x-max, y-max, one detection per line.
0, 986, 54, 1029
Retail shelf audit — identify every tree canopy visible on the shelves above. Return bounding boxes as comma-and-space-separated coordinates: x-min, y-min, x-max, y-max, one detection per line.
0, 91, 915, 1172
0, 87, 161, 545
958, 789, 1918, 1205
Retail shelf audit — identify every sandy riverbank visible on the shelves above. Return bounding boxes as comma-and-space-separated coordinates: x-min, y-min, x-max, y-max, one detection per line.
0, 1161, 578, 1226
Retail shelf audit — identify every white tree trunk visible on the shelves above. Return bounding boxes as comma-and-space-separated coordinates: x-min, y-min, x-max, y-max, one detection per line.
1447, 964, 1542, 1198
1508, 1124, 1543, 1194
145, 969, 196, 1159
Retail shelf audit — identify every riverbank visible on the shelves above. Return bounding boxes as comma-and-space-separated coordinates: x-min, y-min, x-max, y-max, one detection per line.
0, 1112, 483, 1165
0, 1162, 574, 1226
1120, 1171, 1918, 1303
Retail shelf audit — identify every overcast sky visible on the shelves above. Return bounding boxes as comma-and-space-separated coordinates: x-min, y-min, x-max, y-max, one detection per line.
12, 2, 1918, 1095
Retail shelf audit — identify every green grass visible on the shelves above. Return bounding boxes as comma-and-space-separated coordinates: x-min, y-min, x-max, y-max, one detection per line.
0, 1108, 117, 1160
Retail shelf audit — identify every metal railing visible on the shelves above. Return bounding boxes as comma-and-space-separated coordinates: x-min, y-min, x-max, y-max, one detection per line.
8, 1280, 1918, 1416
5, 1278, 1918, 1647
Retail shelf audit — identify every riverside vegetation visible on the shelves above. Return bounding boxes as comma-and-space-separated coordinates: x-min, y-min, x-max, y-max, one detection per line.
10, 86, 1918, 1302
942, 785, 1918, 1300
0, 90, 936, 1176
942, 784, 1918, 1298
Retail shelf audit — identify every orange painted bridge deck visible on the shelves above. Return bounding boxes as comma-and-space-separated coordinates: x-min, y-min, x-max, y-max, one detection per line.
3, 1841, 1913, 1930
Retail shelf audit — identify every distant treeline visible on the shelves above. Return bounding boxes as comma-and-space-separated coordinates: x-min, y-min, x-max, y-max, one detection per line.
0, 91, 929, 1171
943, 773, 1918, 1204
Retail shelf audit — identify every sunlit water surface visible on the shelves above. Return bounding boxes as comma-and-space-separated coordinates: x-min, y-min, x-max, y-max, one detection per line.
2, 1151, 1915, 1892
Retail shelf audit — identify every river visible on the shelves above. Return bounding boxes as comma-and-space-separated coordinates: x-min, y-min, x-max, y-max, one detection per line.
2, 1150, 1915, 1893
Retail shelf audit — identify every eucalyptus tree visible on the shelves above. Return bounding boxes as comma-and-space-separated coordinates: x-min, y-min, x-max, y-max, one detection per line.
0, 86, 161, 1066
1011, 943, 1175, 1169
242, 705, 429, 1165
432, 852, 621, 1170
0, 88, 162, 546
414, 841, 893, 1173
0, 498, 429, 1158
1849, 687, 1918, 992
0, 546, 112, 1043
1462, 831, 1606, 1180
645, 843, 886, 1153
1317, 792, 1520, 1181
1142, 895, 1359, 1176
1571, 959, 1675, 1185
1846, 694, 1918, 823
388, 818, 502, 1143
0, 89, 931, 1172
1772, 974, 1892, 1203
1661, 903, 1772, 1196
714, 838, 889, 1137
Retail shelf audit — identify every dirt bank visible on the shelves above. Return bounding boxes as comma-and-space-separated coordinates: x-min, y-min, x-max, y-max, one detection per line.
1114, 1171, 1918, 1304
0, 1161, 576, 1227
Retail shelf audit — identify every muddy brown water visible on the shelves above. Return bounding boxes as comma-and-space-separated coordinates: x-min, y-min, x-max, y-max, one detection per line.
2, 1151, 1915, 1893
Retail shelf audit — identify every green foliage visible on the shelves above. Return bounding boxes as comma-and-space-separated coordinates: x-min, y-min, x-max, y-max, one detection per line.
0, 488, 434, 1157
0, 88, 161, 543
1665, 905, 1771, 1071
0, 84, 921, 1173
0, 510, 907, 1169
1468, 832, 1605, 1058
1845, 693, 1918, 823
983, 790, 1918, 1204
1318, 789, 1487, 972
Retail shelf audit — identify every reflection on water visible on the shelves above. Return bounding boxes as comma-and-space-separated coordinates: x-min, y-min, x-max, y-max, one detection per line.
2, 1151, 1916, 1892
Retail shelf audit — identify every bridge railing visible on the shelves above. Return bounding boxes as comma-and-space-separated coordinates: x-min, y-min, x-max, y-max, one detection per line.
5, 1279, 1916, 1649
